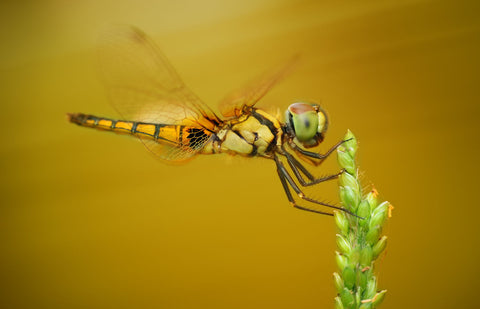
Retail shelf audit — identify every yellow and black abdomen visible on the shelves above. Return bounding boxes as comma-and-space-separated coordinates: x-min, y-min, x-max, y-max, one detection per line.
67, 113, 213, 151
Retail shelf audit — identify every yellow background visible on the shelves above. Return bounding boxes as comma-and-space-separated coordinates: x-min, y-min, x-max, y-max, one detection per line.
1, 0, 479, 308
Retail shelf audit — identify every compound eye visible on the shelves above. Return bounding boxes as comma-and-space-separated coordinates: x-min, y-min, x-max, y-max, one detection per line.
288, 103, 319, 142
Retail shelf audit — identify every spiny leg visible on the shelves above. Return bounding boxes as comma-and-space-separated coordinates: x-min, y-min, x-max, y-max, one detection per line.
274, 156, 333, 216
273, 155, 354, 216
289, 138, 350, 166
281, 148, 343, 187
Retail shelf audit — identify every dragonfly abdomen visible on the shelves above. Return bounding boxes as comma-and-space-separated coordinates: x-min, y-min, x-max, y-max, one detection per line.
68, 113, 157, 138
68, 113, 213, 150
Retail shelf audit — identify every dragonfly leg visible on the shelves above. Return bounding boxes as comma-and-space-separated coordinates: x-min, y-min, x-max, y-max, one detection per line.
289, 138, 351, 166
281, 149, 343, 187
273, 155, 354, 216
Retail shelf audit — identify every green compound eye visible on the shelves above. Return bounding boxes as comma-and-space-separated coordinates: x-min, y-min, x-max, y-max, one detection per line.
286, 102, 328, 146
291, 109, 318, 142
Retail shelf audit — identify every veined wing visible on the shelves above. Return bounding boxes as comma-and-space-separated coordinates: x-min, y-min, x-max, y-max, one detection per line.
219, 55, 299, 118
97, 25, 221, 162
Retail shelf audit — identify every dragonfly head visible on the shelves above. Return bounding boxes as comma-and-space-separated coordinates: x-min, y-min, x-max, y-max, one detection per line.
285, 102, 328, 148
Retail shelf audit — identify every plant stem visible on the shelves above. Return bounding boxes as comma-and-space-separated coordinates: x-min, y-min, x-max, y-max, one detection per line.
333, 130, 391, 309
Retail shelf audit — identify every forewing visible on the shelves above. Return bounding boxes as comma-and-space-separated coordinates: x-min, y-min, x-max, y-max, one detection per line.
219, 55, 299, 117
98, 25, 218, 129
97, 25, 219, 162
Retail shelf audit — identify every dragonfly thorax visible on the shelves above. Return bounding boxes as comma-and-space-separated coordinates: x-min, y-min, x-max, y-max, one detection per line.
285, 102, 328, 148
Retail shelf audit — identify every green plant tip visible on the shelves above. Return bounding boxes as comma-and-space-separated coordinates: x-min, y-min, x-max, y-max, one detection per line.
334, 130, 389, 308
343, 130, 358, 157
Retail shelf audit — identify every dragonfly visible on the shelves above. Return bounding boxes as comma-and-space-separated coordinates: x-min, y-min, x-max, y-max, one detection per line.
68, 26, 352, 216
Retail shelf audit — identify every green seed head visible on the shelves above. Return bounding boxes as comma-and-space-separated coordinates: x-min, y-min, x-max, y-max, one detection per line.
335, 130, 390, 308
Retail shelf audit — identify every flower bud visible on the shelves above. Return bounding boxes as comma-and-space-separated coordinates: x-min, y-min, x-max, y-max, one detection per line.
339, 186, 359, 212
369, 210, 387, 233
360, 246, 373, 267
334, 296, 344, 309
349, 247, 360, 266
336, 234, 352, 255
365, 189, 378, 209
333, 272, 344, 293
357, 200, 371, 225
335, 251, 348, 271
358, 303, 372, 309
335, 210, 349, 236
365, 276, 377, 299
342, 266, 355, 290
340, 288, 355, 308
343, 130, 357, 157
339, 172, 360, 194
355, 289, 362, 308
358, 271, 368, 291
372, 236, 387, 259
337, 148, 356, 175
371, 201, 389, 220
372, 290, 387, 306
365, 226, 381, 246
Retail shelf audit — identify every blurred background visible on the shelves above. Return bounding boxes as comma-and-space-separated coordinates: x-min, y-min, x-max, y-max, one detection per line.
1, 0, 479, 308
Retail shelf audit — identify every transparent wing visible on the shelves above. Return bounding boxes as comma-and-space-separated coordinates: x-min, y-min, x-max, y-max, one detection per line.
140, 138, 198, 162
97, 25, 220, 162
219, 55, 299, 117
140, 127, 212, 163
98, 25, 219, 129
